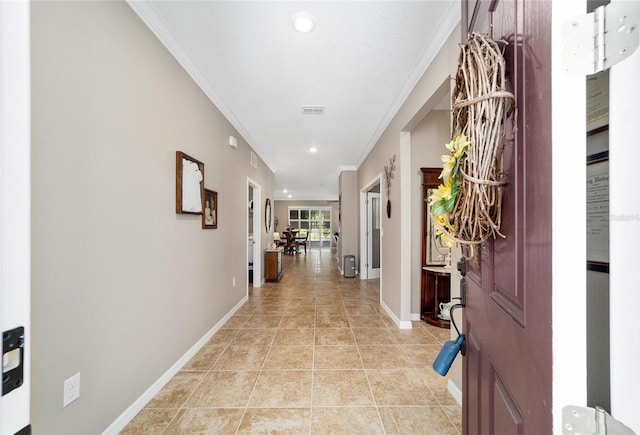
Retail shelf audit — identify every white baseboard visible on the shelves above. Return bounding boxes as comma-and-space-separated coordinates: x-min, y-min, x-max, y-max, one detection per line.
397, 319, 413, 329
411, 313, 421, 322
448, 379, 463, 406
102, 295, 248, 434
379, 300, 412, 329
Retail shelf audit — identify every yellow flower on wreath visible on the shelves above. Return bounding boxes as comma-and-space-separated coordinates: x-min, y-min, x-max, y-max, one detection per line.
440, 232, 456, 248
439, 154, 455, 182
445, 132, 470, 159
439, 132, 469, 182
428, 128, 470, 248
433, 214, 456, 248
433, 214, 449, 229
428, 178, 453, 205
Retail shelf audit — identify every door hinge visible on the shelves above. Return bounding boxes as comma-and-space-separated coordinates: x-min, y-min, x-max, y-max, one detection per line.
563, 2, 639, 75
563, 405, 634, 435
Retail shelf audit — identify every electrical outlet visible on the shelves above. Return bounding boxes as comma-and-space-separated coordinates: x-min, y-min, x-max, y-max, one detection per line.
63, 372, 80, 407
232, 277, 236, 287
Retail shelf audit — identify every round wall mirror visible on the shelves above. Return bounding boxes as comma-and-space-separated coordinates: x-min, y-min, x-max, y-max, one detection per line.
265, 198, 272, 232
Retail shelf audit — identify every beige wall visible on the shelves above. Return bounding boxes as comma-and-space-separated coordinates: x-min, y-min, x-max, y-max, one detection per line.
358, 24, 460, 322
31, 2, 274, 432
339, 171, 359, 271
410, 110, 450, 313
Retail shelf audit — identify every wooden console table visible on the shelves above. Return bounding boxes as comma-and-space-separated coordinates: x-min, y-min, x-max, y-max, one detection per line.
421, 266, 451, 328
265, 248, 283, 282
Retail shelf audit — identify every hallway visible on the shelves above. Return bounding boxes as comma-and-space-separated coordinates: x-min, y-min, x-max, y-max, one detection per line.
122, 249, 461, 434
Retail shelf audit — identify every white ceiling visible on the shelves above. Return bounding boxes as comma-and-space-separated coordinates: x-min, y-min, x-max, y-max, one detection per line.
128, 1, 459, 200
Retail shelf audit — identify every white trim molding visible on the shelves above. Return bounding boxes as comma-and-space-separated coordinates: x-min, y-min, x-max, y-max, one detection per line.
102, 296, 248, 434
448, 379, 463, 406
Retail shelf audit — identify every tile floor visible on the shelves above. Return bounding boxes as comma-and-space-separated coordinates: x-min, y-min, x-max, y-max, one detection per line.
122, 248, 461, 434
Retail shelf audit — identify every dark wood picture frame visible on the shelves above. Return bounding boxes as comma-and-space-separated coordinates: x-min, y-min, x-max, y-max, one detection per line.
202, 189, 218, 229
176, 151, 205, 215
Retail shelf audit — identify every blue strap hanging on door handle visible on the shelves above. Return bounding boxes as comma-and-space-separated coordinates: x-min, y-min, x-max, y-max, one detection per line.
433, 333, 465, 376
433, 260, 468, 376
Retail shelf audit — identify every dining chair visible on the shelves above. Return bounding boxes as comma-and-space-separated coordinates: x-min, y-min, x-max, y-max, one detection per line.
295, 231, 309, 254
284, 231, 297, 255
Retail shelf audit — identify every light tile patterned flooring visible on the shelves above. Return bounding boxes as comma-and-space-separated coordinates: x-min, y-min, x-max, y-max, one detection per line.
122, 248, 461, 434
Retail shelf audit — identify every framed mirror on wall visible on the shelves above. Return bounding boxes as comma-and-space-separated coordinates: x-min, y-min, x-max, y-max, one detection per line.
421, 168, 450, 266
265, 198, 272, 233
426, 187, 451, 265
420, 167, 452, 329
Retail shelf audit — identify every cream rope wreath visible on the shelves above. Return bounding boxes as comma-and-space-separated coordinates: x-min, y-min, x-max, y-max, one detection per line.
430, 33, 515, 246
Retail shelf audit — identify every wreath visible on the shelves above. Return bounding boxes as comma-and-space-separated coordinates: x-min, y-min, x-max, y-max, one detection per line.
429, 33, 515, 247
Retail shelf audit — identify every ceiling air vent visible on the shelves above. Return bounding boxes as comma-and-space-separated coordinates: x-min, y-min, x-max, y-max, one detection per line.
301, 105, 325, 115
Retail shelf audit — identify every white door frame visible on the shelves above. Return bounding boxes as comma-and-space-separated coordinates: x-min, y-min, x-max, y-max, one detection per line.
608, 5, 639, 429
550, 1, 639, 432
551, 1, 588, 431
359, 174, 382, 280
0, 1, 31, 432
247, 178, 262, 288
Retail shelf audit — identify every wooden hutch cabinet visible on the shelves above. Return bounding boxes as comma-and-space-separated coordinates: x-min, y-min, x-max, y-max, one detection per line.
420, 167, 451, 328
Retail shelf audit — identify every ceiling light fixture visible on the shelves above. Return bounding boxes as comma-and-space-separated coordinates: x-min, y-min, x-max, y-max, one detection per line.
309, 147, 317, 153
292, 13, 315, 33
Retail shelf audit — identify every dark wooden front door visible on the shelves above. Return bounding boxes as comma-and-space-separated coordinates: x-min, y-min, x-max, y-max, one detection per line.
461, 1, 553, 434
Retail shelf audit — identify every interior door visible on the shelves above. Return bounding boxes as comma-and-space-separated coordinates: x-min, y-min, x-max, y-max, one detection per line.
461, 1, 553, 434
0, 1, 31, 432
367, 192, 381, 279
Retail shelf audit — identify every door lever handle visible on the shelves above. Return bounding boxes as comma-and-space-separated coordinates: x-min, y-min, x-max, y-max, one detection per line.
457, 258, 467, 276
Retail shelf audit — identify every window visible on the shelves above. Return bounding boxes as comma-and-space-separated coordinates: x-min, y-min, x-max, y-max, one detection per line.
287, 206, 332, 247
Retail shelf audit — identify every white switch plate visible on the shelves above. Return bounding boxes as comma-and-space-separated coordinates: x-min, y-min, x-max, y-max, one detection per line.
63, 372, 80, 407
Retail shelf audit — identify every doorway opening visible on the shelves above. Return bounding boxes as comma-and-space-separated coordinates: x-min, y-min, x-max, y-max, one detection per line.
287, 206, 333, 249
247, 178, 262, 289
360, 175, 382, 279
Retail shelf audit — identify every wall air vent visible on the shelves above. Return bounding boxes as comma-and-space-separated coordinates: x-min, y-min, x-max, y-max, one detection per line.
301, 105, 325, 115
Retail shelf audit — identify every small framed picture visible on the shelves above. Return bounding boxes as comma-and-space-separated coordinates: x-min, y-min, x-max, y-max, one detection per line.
202, 189, 218, 229
176, 151, 204, 214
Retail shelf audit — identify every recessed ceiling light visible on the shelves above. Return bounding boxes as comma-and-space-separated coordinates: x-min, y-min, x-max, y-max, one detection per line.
309, 147, 318, 153
288, 194, 292, 199
292, 13, 315, 33
283, 189, 288, 193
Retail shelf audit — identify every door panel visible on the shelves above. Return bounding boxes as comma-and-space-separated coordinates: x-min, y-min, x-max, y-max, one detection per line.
370, 195, 380, 268
493, 373, 524, 434
367, 192, 381, 278
462, 0, 553, 434
489, 0, 526, 326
